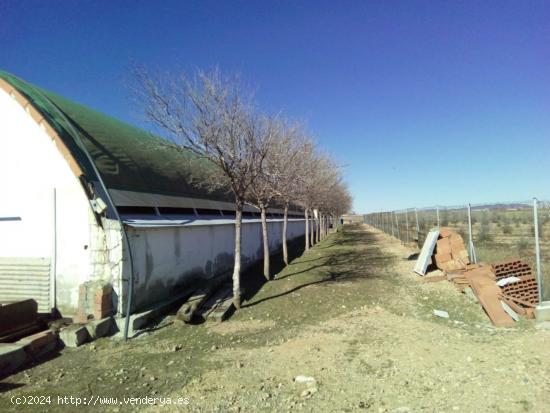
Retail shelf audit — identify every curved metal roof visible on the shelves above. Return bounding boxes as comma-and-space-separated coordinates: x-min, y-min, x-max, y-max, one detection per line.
0, 70, 230, 204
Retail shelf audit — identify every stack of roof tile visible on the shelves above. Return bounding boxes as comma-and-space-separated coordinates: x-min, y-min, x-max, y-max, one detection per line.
433, 228, 470, 272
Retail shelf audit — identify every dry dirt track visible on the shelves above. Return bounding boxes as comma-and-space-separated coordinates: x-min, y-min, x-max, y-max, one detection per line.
2, 224, 550, 413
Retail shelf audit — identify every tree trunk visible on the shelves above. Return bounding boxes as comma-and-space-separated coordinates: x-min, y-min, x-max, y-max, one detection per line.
316, 214, 320, 243
305, 208, 310, 251
282, 202, 289, 265
260, 205, 270, 280
310, 211, 315, 247
320, 214, 324, 239
232, 203, 243, 309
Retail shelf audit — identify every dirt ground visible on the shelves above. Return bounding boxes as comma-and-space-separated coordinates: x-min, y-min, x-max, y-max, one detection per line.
2, 224, 550, 412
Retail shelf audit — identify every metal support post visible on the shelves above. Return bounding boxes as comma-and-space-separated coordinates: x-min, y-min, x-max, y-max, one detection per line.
534, 198, 543, 303
415, 207, 420, 242
467, 203, 477, 264
405, 209, 410, 243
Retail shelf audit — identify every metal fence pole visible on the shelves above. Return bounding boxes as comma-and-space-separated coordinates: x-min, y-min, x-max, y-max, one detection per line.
534, 198, 543, 304
405, 209, 410, 243
436, 207, 440, 227
415, 207, 420, 242
467, 203, 477, 264
395, 212, 400, 241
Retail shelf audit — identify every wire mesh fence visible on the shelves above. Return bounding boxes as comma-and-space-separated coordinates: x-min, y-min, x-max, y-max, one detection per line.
364, 199, 550, 302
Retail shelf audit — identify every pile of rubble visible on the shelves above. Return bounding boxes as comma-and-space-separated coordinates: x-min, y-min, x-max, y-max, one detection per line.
0, 282, 117, 377
416, 227, 539, 327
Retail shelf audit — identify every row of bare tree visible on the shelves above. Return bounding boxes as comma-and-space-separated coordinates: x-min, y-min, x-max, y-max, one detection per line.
135, 68, 352, 308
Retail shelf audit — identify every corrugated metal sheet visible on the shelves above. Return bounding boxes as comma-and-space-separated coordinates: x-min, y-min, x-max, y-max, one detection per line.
414, 229, 440, 276
0, 257, 51, 312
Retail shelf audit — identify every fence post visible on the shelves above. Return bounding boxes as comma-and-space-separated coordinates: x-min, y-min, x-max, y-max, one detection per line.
391, 211, 395, 237
534, 198, 543, 304
415, 207, 420, 242
395, 212, 400, 241
467, 203, 477, 264
436, 206, 440, 227
405, 209, 410, 243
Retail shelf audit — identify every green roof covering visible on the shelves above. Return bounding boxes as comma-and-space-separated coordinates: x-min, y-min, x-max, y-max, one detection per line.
0, 71, 228, 203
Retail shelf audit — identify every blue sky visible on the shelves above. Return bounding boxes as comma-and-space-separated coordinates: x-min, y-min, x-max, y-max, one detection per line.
1, 1, 549, 212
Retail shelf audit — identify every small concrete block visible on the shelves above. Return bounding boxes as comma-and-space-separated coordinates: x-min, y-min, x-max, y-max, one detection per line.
535, 301, 550, 322
114, 309, 153, 338
16, 330, 58, 357
433, 309, 450, 318
535, 321, 550, 330
0, 343, 28, 374
60, 325, 90, 348
85, 317, 114, 339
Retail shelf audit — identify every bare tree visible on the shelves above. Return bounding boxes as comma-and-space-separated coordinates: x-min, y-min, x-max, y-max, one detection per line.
244, 116, 280, 280
266, 127, 314, 264
134, 68, 269, 309
297, 152, 339, 249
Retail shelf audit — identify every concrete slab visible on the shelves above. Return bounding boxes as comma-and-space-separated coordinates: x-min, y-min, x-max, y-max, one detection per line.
535, 301, 550, 322
0, 343, 28, 375
16, 330, 58, 357
60, 325, 89, 348
85, 317, 114, 339
115, 290, 195, 338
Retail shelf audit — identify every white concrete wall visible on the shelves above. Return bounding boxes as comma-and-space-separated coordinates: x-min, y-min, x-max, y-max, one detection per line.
126, 219, 306, 311
0, 89, 94, 313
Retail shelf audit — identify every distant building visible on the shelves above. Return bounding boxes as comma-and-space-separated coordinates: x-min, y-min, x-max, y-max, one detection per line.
0, 71, 305, 317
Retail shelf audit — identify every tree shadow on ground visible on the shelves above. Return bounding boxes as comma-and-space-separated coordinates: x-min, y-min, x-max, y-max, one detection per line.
240, 236, 306, 303
0, 349, 63, 384
242, 226, 393, 308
